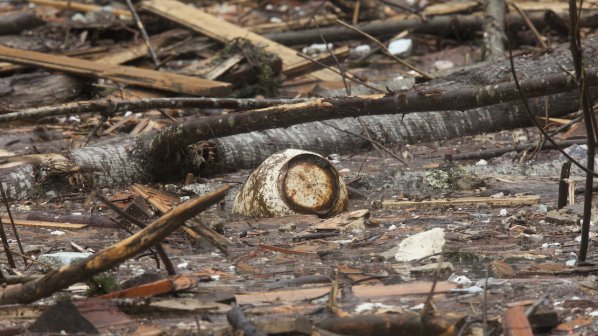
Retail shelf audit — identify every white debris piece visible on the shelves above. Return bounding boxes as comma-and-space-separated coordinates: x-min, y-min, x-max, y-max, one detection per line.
434, 60, 454, 71
50, 230, 65, 236
566, 259, 576, 266
351, 45, 371, 57
388, 39, 412, 56
302, 43, 333, 55
448, 273, 472, 287
383, 227, 445, 262
499, 209, 508, 217
475, 159, 488, 166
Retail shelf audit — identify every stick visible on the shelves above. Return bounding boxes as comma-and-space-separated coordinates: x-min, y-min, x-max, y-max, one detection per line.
125, 0, 160, 67
509, 2, 548, 49
94, 192, 176, 276
0, 183, 25, 264
0, 97, 310, 122
0, 185, 231, 305
335, 19, 432, 79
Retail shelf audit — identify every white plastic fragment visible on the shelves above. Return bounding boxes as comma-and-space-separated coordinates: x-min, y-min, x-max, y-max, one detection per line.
388, 39, 412, 56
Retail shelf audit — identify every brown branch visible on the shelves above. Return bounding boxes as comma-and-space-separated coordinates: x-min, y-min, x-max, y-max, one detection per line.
0, 97, 310, 122
0, 185, 231, 305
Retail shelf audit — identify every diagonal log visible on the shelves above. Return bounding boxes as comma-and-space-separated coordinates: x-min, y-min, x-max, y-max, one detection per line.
0, 185, 231, 305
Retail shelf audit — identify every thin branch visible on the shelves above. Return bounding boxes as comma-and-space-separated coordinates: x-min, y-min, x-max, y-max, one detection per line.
296, 52, 384, 92
321, 121, 407, 164
506, 32, 598, 177
315, 17, 350, 95
0, 183, 25, 264
335, 19, 432, 79
509, 2, 548, 49
0, 97, 311, 123
94, 191, 176, 275
125, 0, 160, 67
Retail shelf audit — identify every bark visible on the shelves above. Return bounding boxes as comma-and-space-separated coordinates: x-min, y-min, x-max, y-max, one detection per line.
0, 185, 230, 305
0, 72, 84, 111
2, 37, 598, 200
483, 0, 507, 61
263, 11, 598, 45
0, 13, 45, 35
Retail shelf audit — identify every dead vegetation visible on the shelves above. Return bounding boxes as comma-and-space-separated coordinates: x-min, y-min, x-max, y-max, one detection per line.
0, 0, 597, 335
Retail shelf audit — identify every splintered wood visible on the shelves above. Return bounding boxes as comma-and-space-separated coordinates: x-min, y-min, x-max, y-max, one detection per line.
0, 45, 231, 96
142, 0, 341, 82
382, 195, 541, 209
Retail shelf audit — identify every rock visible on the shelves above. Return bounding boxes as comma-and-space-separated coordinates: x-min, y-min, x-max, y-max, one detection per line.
381, 227, 445, 262
37, 252, 92, 269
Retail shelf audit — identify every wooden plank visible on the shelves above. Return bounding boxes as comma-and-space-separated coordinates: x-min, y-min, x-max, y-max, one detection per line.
29, 0, 131, 17
503, 306, 534, 336
235, 286, 331, 305
142, 0, 341, 82
382, 195, 540, 209
1, 217, 87, 230
352, 281, 457, 299
0, 45, 231, 96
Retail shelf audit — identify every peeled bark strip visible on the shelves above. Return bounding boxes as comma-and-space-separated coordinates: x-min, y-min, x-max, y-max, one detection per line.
0, 12, 45, 35
0, 185, 230, 305
0, 73, 84, 111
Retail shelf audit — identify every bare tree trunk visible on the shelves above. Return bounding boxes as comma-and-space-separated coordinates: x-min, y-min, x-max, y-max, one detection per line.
483, 0, 507, 61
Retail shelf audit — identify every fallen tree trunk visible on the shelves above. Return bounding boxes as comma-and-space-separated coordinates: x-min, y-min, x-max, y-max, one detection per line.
0, 185, 230, 305
1, 37, 597, 199
263, 11, 598, 45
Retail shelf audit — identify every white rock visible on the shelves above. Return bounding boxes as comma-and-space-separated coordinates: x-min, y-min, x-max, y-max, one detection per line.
388, 39, 412, 56
499, 209, 508, 216
566, 259, 577, 266
38, 252, 92, 268
475, 159, 488, 166
390, 227, 445, 262
388, 224, 397, 231
50, 230, 65, 236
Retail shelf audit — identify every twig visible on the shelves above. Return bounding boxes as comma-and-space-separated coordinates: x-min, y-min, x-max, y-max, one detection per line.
352, 0, 361, 25
335, 19, 432, 79
125, 0, 160, 67
296, 53, 383, 92
0, 204, 15, 268
315, 17, 350, 95
0, 183, 25, 263
421, 253, 443, 318
357, 117, 384, 157
506, 30, 598, 177
94, 191, 176, 275
1, 242, 53, 269
321, 121, 407, 164
482, 264, 489, 336
227, 303, 266, 336
569, 0, 595, 263
509, 2, 548, 49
